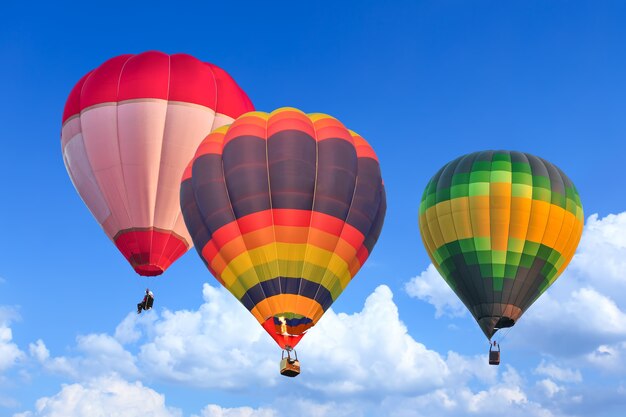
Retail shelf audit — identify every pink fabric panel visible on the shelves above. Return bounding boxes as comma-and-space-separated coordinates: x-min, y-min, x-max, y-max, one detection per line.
116, 101, 167, 229
78, 105, 131, 235
152, 103, 215, 234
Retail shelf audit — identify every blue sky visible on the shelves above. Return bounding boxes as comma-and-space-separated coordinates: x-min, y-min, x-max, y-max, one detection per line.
2, 1, 626, 416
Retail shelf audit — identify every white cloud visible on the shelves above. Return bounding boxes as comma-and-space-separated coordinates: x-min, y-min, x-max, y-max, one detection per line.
13, 374, 181, 417
30, 334, 138, 379
0, 308, 24, 373
299, 285, 449, 395
405, 264, 466, 318
584, 342, 626, 373
534, 361, 582, 383
568, 213, 626, 301
45, 283, 449, 395
536, 379, 563, 398
12, 283, 613, 417
377, 367, 555, 417
192, 404, 276, 417
133, 283, 276, 388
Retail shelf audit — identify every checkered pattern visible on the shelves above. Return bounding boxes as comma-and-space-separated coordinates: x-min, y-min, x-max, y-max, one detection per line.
419, 151, 583, 338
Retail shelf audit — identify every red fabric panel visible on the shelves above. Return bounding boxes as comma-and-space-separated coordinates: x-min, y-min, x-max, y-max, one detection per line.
117, 51, 170, 102
356, 245, 370, 267
62, 71, 92, 123
114, 229, 189, 276
262, 318, 305, 349
272, 209, 312, 228
169, 53, 217, 108
65, 51, 254, 121
181, 162, 194, 182
79, 54, 132, 111
208, 63, 254, 119
237, 210, 274, 234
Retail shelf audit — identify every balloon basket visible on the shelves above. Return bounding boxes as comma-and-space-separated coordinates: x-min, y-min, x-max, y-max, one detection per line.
280, 348, 300, 377
489, 344, 500, 366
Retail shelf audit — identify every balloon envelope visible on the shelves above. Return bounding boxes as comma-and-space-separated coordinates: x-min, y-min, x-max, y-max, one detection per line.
419, 151, 583, 339
61, 51, 254, 276
180, 108, 386, 348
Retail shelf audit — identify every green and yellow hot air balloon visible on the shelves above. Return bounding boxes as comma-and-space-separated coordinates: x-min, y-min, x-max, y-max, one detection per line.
418, 151, 583, 355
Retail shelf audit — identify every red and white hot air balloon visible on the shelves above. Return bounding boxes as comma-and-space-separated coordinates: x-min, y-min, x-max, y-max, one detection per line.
61, 51, 254, 276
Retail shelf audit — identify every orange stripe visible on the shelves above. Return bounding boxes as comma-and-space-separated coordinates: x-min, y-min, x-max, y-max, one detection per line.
351, 133, 379, 162
203, 225, 362, 269
211, 221, 241, 248
223, 113, 267, 146
268, 109, 315, 137
307, 228, 343, 253
316, 125, 353, 142
250, 295, 323, 324
274, 225, 310, 244
194, 140, 224, 157
224, 123, 266, 143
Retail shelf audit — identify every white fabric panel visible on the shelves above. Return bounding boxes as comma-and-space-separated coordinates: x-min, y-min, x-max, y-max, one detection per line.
62, 133, 111, 224
212, 113, 236, 131
61, 117, 81, 149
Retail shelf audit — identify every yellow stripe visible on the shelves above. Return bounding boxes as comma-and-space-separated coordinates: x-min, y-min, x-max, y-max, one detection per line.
450, 197, 473, 240
422, 196, 583, 253
218, 242, 352, 297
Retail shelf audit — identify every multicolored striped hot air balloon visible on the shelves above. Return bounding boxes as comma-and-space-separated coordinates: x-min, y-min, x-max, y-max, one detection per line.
418, 151, 584, 350
61, 51, 254, 276
180, 108, 386, 372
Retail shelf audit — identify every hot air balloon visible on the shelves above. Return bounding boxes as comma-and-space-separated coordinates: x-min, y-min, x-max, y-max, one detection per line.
419, 151, 583, 364
180, 108, 386, 376
61, 51, 254, 276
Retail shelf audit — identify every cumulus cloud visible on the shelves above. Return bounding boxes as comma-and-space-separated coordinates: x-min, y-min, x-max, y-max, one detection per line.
584, 342, 626, 373
133, 284, 276, 388
536, 379, 563, 398
568, 213, 626, 302
0, 307, 24, 373
376, 367, 557, 417
13, 374, 181, 417
404, 264, 466, 318
192, 404, 276, 417
29, 334, 138, 379
299, 285, 448, 396
534, 361, 582, 383
11, 283, 598, 417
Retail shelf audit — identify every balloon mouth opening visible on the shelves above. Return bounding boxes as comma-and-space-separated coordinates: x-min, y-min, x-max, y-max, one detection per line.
134, 264, 164, 276
262, 316, 312, 349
